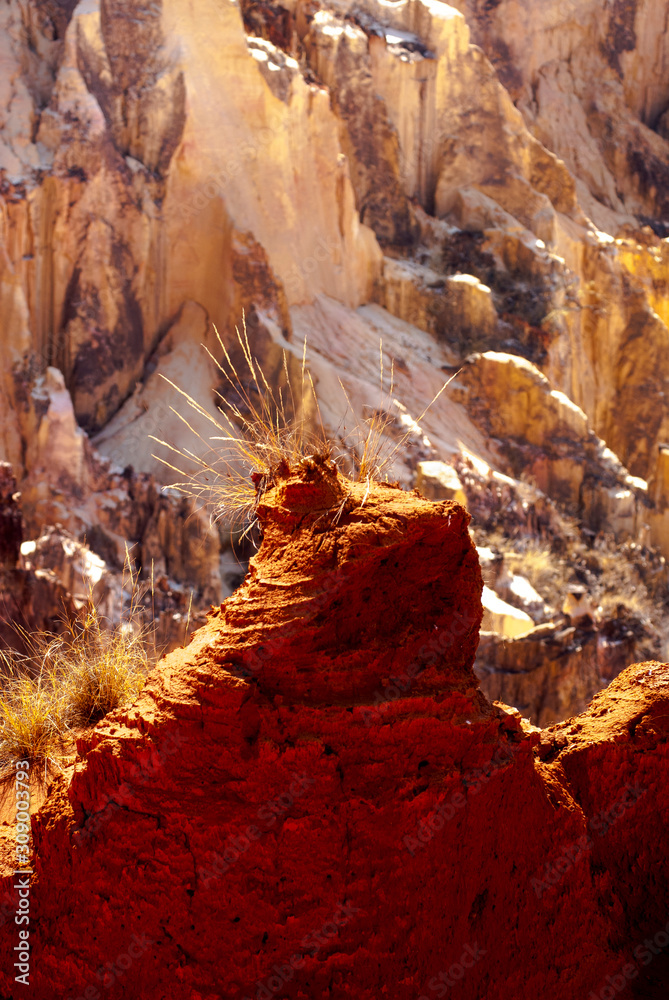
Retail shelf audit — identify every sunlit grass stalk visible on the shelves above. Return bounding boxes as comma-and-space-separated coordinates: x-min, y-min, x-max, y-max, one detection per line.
0, 650, 67, 784
151, 321, 327, 531
151, 318, 459, 534
0, 552, 154, 784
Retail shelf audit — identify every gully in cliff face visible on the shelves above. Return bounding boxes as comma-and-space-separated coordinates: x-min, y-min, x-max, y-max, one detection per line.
0, 333, 668, 1000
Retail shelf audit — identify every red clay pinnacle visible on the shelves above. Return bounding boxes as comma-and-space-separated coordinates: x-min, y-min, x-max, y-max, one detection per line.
1, 466, 668, 1000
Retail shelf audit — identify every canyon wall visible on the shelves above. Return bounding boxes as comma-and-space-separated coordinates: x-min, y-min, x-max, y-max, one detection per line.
1, 0, 669, 691
1, 0, 669, 563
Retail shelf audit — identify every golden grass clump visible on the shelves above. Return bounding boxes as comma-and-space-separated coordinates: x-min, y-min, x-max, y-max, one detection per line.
151, 320, 456, 535
152, 323, 333, 533
504, 541, 567, 597
0, 573, 152, 784
0, 655, 66, 784
598, 580, 654, 624
50, 607, 148, 727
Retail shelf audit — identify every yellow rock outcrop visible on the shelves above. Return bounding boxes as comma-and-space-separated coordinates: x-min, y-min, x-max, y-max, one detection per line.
1, 0, 669, 587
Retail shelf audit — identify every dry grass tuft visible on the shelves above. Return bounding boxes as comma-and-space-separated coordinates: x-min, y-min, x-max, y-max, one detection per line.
0, 562, 153, 784
152, 320, 457, 535
49, 609, 149, 728
0, 654, 67, 784
151, 321, 329, 534
504, 541, 568, 597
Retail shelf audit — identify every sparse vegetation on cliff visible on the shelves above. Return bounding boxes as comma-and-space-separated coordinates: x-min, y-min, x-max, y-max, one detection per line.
54, 607, 149, 728
0, 595, 152, 783
151, 321, 455, 538
152, 322, 332, 533
0, 655, 65, 784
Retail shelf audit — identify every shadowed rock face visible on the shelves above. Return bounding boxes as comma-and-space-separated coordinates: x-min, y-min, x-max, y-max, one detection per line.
0, 462, 80, 650
1, 470, 668, 1000
0, 463, 22, 568
60, 0, 186, 433
80, 0, 187, 178
33, 0, 80, 41
303, 17, 418, 247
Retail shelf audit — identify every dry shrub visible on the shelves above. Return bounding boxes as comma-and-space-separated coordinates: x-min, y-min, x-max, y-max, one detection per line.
153, 322, 330, 530
152, 320, 456, 535
50, 608, 149, 727
504, 541, 568, 597
0, 654, 67, 784
0, 564, 153, 784
598, 588, 653, 625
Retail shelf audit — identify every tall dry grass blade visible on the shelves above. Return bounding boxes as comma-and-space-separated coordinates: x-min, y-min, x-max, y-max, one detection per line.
152, 321, 459, 533
0, 554, 157, 784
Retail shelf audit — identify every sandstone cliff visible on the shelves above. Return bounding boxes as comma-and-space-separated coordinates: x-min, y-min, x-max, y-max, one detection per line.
1, 0, 669, 558
1, 0, 669, 781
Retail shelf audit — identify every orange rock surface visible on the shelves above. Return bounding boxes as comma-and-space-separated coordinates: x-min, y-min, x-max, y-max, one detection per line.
1, 464, 668, 999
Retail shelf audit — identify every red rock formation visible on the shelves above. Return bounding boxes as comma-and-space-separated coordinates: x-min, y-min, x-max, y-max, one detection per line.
1, 462, 668, 999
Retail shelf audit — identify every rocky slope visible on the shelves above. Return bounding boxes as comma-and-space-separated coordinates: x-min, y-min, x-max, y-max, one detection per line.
1, 465, 667, 999
1, 3, 669, 739
1, 0, 668, 519
2, 3, 669, 994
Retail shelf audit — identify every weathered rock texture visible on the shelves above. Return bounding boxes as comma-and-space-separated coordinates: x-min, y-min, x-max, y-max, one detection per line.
453, 350, 649, 525
476, 624, 603, 727
1, 469, 668, 999
20, 524, 120, 619
2, 0, 669, 550
2, 0, 669, 770
0, 463, 22, 569
0, 462, 80, 650
475, 597, 652, 727
458, 0, 669, 221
